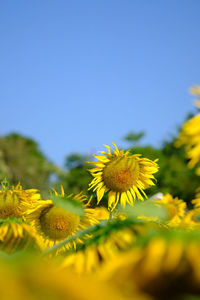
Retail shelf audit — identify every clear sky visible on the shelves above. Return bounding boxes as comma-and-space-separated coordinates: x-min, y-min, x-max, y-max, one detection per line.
0, 0, 200, 166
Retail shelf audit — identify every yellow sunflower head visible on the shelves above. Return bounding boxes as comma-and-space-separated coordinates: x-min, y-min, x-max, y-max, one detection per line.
0, 257, 132, 300
156, 193, 186, 226
26, 188, 98, 251
180, 209, 200, 229
101, 232, 200, 299
0, 183, 41, 219
192, 187, 200, 209
0, 217, 40, 254
88, 143, 159, 210
175, 114, 200, 173
60, 227, 136, 274
86, 207, 110, 221
190, 85, 200, 108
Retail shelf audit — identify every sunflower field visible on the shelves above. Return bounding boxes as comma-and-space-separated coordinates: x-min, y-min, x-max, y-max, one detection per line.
0, 88, 200, 300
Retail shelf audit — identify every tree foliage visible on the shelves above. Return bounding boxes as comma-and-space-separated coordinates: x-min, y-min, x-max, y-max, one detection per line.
0, 133, 61, 192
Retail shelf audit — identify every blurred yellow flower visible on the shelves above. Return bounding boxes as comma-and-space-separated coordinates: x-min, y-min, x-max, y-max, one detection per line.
190, 85, 200, 96
190, 85, 200, 108
101, 234, 200, 299
175, 114, 200, 173
86, 207, 110, 220
60, 229, 136, 274
88, 143, 158, 210
180, 209, 200, 230
0, 183, 41, 219
192, 187, 200, 209
0, 219, 40, 254
156, 193, 186, 226
0, 256, 133, 300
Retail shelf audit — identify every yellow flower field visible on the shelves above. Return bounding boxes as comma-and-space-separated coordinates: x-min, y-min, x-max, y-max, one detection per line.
0, 89, 200, 300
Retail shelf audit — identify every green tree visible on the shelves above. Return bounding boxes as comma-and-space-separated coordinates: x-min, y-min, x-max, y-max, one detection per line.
129, 139, 199, 205
123, 130, 145, 146
56, 153, 92, 194
0, 133, 61, 192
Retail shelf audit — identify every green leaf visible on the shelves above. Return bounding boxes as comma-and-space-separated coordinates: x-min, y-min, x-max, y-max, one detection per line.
119, 200, 168, 220
50, 193, 84, 216
1, 177, 10, 190
0, 217, 26, 226
182, 295, 200, 300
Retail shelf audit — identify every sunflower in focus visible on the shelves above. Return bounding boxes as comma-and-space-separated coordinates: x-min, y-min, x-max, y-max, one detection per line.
25, 187, 98, 251
88, 143, 158, 210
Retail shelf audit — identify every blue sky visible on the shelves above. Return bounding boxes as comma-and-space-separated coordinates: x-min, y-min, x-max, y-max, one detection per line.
0, 0, 200, 166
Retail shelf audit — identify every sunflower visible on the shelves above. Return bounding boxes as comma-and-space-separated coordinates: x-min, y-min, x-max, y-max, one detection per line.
190, 85, 200, 108
101, 232, 200, 299
155, 193, 186, 226
0, 184, 45, 253
25, 188, 98, 251
60, 227, 136, 274
180, 209, 200, 230
175, 87, 200, 175
0, 218, 40, 254
0, 183, 42, 219
175, 114, 200, 174
0, 257, 133, 300
86, 207, 110, 221
192, 187, 200, 209
88, 143, 158, 210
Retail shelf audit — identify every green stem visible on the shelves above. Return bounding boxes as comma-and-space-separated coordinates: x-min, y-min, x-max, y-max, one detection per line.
42, 221, 107, 256
109, 210, 114, 220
